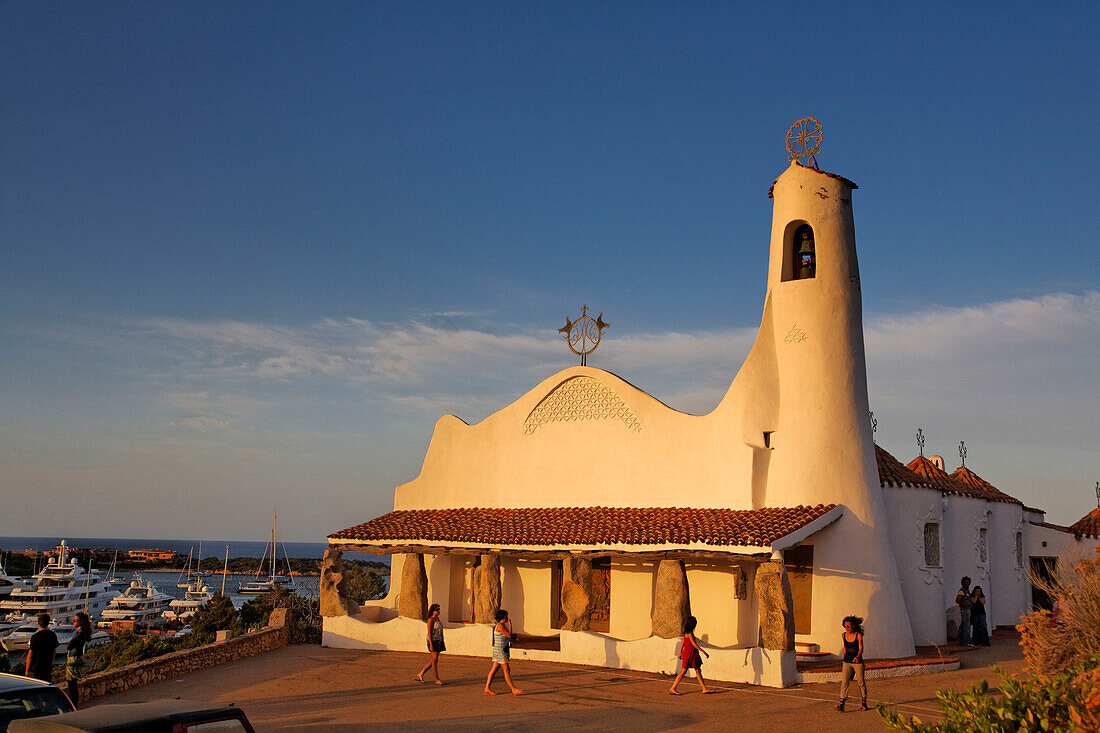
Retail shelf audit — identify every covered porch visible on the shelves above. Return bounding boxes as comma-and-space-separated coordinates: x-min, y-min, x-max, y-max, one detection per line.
321, 504, 841, 687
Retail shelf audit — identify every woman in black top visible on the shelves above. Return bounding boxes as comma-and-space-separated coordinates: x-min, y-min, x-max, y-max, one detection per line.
66, 612, 92, 708
835, 615, 868, 712
970, 586, 991, 646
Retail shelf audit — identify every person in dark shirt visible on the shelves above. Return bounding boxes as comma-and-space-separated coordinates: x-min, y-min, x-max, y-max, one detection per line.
66, 612, 92, 707
25, 613, 59, 682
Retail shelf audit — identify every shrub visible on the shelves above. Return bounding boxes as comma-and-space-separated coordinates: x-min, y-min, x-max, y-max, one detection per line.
1019, 547, 1100, 679
190, 592, 240, 640
342, 564, 387, 604
878, 656, 1100, 732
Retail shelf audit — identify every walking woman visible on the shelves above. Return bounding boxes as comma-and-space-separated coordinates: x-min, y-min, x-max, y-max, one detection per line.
970, 586, 991, 646
668, 616, 711, 695
66, 612, 92, 708
835, 616, 867, 712
484, 609, 523, 695
416, 603, 446, 684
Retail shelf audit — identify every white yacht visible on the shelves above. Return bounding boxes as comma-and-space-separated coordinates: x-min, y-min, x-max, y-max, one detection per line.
99, 576, 173, 625
0, 541, 118, 632
0, 561, 32, 601
1, 621, 110, 654
163, 579, 214, 621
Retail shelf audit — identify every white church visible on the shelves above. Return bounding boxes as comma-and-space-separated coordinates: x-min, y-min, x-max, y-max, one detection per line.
319, 136, 1100, 687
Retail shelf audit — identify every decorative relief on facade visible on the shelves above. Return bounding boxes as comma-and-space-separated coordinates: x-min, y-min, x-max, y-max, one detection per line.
974, 514, 990, 581
916, 505, 943, 586
784, 325, 808, 344
1013, 519, 1026, 580
524, 376, 642, 436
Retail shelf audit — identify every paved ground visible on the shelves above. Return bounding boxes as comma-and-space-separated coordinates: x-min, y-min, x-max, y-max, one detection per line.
96, 641, 1025, 732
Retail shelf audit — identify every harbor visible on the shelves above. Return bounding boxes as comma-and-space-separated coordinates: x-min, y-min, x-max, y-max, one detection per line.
0, 535, 386, 671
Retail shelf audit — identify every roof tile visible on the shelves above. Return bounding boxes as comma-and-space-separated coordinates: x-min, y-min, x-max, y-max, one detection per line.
330, 505, 837, 549
1070, 508, 1100, 538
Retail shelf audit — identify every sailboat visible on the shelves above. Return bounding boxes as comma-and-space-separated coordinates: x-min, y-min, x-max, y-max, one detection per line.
107, 550, 128, 586
237, 511, 293, 594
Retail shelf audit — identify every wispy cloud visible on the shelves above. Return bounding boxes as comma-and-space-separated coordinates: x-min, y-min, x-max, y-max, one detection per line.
5, 291, 1097, 537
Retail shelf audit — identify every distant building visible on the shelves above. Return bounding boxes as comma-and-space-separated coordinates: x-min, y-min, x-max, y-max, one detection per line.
320, 155, 1100, 687
127, 549, 176, 563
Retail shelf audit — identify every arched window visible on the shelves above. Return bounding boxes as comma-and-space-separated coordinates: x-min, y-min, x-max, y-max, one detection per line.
793, 224, 815, 280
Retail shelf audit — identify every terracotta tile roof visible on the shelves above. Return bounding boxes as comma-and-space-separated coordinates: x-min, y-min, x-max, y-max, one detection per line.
906, 455, 960, 492
1070, 508, 1100, 538
767, 165, 859, 198
949, 466, 1023, 505
895, 456, 1023, 505
876, 444, 930, 487
330, 505, 839, 550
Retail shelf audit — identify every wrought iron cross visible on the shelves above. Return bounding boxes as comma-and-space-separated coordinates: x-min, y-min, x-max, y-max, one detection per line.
916, 428, 925, 457
958, 441, 967, 468
869, 411, 877, 435
1095, 480, 1099, 509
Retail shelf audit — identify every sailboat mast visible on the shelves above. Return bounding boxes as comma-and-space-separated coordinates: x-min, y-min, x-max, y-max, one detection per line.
271, 509, 277, 582
222, 545, 229, 595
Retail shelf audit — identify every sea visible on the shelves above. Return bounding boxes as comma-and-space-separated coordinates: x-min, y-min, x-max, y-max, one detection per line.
0, 536, 331, 561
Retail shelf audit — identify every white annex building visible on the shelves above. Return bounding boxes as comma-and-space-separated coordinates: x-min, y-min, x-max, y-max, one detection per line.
320, 150, 1100, 687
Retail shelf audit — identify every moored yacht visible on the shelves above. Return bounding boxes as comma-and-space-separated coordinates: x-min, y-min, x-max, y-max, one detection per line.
0, 541, 118, 632
99, 576, 173, 625
163, 579, 214, 621
1, 620, 110, 653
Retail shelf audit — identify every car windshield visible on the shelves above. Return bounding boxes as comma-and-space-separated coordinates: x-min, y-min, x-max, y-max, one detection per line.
0, 686, 74, 729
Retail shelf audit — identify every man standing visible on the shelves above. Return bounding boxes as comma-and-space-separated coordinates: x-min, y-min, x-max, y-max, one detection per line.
955, 576, 972, 646
25, 613, 59, 682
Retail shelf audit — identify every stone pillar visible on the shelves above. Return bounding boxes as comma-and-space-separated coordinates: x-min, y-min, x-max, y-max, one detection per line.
397, 552, 428, 620
560, 556, 593, 631
319, 548, 361, 618
651, 559, 690, 639
472, 554, 501, 624
755, 560, 795, 650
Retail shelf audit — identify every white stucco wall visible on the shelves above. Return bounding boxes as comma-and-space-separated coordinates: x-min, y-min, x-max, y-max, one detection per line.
322, 614, 798, 687
882, 485, 946, 645
608, 560, 655, 641
988, 502, 1028, 628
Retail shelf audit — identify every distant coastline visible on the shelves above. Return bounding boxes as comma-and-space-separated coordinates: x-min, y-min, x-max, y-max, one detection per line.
0, 536, 392, 577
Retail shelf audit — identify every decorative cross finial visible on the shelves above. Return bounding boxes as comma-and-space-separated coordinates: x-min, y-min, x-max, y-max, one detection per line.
916, 428, 925, 457
958, 441, 967, 468
869, 411, 877, 435
557, 305, 610, 367
1095, 480, 1099, 509
786, 117, 823, 168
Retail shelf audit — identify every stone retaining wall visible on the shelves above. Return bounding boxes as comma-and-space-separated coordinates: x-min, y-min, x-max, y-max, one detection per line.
78, 609, 292, 704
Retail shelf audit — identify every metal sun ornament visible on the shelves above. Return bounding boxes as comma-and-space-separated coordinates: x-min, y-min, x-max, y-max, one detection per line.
786, 117, 823, 168
558, 305, 610, 366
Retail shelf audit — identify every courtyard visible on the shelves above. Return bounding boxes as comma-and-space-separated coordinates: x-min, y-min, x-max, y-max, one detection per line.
96, 640, 1025, 731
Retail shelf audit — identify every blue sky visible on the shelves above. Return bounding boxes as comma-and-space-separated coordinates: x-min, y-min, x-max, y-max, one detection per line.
2, 2, 1097, 541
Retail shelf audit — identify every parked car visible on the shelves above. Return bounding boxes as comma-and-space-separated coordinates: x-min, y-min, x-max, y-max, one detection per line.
0, 673, 75, 732
7, 700, 255, 732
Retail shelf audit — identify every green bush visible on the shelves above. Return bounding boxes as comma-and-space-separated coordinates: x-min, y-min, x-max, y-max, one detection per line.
878, 655, 1100, 732
189, 592, 240, 639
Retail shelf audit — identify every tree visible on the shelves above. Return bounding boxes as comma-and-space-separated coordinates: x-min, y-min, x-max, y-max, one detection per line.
190, 592, 239, 639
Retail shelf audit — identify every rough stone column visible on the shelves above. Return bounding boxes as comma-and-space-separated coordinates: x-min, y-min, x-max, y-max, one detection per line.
651, 559, 691, 639
755, 560, 795, 650
397, 552, 429, 620
472, 554, 501, 624
560, 556, 593, 631
319, 548, 361, 618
